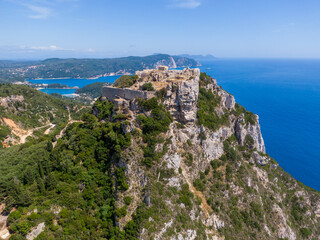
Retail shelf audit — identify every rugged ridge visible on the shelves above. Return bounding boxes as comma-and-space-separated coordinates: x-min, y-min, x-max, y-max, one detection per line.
99, 67, 319, 239
1, 68, 319, 240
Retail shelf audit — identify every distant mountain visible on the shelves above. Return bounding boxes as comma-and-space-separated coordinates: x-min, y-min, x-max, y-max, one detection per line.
180, 54, 216, 61
0, 54, 200, 83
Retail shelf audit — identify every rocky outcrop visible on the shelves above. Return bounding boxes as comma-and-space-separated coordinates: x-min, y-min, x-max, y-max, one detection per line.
26, 222, 45, 240
162, 68, 200, 123
234, 114, 266, 153
176, 70, 200, 123
0, 204, 10, 240
272, 204, 296, 240
253, 151, 268, 166
0, 95, 24, 108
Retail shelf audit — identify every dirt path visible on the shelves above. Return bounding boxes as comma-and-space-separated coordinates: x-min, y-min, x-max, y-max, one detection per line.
44, 123, 56, 135
2, 118, 54, 144
75, 106, 90, 113
180, 161, 213, 218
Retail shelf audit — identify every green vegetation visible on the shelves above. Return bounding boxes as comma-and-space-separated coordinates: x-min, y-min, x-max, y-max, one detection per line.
233, 103, 256, 125
0, 100, 135, 239
113, 75, 138, 88
199, 72, 212, 87
300, 227, 312, 238
177, 184, 193, 208
75, 82, 111, 98
46, 83, 70, 89
0, 84, 87, 143
137, 97, 173, 167
197, 87, 229, 131
0, 84, 84, 128
0, 125, 10, 141
141, 83, 155, 91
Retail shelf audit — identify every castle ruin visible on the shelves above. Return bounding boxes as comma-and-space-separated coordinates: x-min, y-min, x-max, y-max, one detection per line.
102, 66, 200, 102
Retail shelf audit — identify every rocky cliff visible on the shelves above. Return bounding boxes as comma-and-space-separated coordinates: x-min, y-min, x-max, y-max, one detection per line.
1, 69, 319, 240
105, 68, 319, 239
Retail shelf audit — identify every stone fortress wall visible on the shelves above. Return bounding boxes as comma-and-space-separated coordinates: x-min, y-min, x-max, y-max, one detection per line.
102, 86, 155, 101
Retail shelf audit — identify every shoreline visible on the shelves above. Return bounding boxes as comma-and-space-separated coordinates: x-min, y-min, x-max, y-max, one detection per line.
36, 87, 78, 90
29, 74, 123, 81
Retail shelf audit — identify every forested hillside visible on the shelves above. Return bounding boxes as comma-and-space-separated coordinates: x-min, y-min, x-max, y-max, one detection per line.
0, 84, 87, 147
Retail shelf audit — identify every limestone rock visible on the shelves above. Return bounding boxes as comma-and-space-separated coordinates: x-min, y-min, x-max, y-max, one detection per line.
176, 70, 200, 123
272, 204, 296, 240
164, 152, 181, 170
253, 151, 268, 166
202, 126, 233, 160
0, 215, 9, 240
235, 114, 266, 153
26, 222, 45, 240
0, 95, 24, 108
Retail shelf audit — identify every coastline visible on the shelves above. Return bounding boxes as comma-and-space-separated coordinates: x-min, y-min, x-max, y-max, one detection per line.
36, 86, 78, 90
29, 73, 124, 81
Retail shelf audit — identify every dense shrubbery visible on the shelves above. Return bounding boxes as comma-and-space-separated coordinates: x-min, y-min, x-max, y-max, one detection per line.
199, 72, 212, 86
233, 103, 256, 125
177, 184, 194, 208
93, 98, 114, 120
0, 100, 137, 239
113, 75, 138, 88
197, 87, 229, 131
141, 82, 155, 91
0, 125, 10, 142
75, 81, 109, 98
137, 97, 173, 167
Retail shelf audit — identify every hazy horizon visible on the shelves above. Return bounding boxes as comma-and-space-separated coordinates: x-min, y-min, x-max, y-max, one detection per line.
2, 56, 320, 62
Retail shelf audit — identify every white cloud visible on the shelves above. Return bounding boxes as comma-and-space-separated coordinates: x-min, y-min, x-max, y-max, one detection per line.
25, 4, 52, 19
20, 45, 67, 51
6, 0, 80, 19
169, 0, 201, 9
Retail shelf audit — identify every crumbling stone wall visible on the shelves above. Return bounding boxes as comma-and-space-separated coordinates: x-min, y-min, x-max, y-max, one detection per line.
102, 86, 155, 101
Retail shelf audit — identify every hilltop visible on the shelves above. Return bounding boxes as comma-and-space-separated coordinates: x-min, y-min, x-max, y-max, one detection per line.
0, 68, 319, 240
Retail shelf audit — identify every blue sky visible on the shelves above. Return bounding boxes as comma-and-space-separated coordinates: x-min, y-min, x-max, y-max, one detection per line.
1, 0, 320, 59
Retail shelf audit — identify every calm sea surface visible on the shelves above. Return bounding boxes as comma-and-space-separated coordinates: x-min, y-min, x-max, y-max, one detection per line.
30, 59, 320, 191
28, 75, 120, 95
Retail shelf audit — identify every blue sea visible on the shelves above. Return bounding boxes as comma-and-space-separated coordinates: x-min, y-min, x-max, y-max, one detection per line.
29, 59, 320, 191
28, 75, 120, 95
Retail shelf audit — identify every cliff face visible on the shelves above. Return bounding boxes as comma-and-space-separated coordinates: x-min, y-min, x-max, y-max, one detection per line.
108, 68, 320, 240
